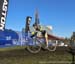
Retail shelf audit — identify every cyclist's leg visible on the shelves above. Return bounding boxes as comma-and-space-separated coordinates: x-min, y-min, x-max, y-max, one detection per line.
41, 30, 48, 47
45, 32, 48, 47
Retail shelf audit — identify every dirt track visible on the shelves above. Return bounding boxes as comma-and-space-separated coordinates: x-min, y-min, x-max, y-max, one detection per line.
0, 46, 74, 64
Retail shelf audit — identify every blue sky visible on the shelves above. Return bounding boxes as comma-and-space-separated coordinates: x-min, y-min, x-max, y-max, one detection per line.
6, 0, 75, 38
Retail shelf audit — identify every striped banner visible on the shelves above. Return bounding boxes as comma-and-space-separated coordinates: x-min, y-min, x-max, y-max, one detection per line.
0, 0, 9, 31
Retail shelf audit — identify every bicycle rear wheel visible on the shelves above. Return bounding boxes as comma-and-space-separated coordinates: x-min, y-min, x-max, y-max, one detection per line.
27, 38, 41, 53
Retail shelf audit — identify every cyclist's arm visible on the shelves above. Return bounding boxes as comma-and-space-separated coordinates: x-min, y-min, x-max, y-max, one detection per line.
31, 32, 37, 38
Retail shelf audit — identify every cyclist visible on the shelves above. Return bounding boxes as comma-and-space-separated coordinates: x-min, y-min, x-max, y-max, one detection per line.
31, 24, 49, 48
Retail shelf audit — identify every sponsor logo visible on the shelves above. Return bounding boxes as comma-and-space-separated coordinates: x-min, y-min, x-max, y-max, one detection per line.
0, 0, 8, 31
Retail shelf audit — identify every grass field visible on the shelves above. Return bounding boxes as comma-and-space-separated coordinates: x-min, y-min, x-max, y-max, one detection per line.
0, 46, 75, 64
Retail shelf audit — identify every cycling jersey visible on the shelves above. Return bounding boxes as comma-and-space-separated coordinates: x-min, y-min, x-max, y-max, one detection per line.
31, 25, 46, 38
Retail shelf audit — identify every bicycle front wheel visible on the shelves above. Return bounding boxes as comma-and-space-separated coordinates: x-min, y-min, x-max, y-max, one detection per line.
47, 40, 57, 51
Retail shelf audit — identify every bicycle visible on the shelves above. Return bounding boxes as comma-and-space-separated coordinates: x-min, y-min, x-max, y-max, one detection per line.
25, 33, 57, 53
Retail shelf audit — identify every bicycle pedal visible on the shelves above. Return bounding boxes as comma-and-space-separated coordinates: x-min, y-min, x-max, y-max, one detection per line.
44, 46, 48, 49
